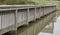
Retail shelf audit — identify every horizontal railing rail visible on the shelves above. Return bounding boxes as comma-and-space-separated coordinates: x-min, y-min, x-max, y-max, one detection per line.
0, 5, 56, 9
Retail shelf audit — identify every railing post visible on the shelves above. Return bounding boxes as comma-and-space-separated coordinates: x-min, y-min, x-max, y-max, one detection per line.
26, 8, 29, 26
43, 7, 44, 16
0, 11, 2, 35
15, 9, 18, 30
35, 7, 36, 19
14, 9, 18, 34
39, 7, 41, 17
55, 5, 57, 11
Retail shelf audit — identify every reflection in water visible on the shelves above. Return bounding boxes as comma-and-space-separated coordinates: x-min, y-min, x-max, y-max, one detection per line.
54, 16, 60, 35
39, 14, 60, 35
38, 13, 56, 35
38, 32, 53, 35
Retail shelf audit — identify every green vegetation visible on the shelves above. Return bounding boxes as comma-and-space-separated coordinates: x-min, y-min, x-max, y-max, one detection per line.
0, 0, 38, 5
0, 0, 59, 5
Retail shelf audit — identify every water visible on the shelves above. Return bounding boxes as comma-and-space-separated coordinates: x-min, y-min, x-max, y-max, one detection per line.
53, 16, 60, 35
38, 16, 55, 35
38, 32, 53, 35
38, 12, 60, 35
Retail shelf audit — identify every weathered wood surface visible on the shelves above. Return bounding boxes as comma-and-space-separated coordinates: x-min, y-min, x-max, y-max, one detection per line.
0, 5, 56, 35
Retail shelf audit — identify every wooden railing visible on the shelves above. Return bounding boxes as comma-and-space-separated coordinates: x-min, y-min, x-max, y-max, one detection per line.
0, 5, 56, 35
